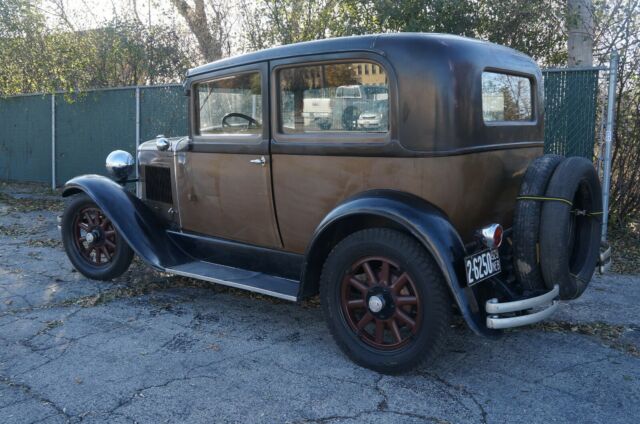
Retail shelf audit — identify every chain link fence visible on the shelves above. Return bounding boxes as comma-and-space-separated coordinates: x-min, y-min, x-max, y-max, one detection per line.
0, 85, 187, 186
542, 68, 602, 159
1, 69, 605, 186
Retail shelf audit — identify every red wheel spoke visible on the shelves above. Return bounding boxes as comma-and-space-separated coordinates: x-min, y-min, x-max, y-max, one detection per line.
390, 272, 409, 294
378, 261, 390, 286
347, 299, 365, 309
357, 312, 374, 330
375, 320, 385, 343
396, 296, 417, 306
396, 309, 415, 328
101, 246, 111, 261
84, 212, 94, 226
390, 319, 402, 343
74, 207, 117, 266
341, 255, 420, 350
349, 277, 368, 293
362, 262, 377, 286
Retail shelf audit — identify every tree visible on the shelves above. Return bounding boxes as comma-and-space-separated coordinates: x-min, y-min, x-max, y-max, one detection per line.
0, 0, 93, 95
82, 17, 193, 87
169, 0, 231, 61
567, 0, 594, 66
0, 2, 193, 96
595, 0, 640, 221
238, 0, 568, 65
238, 0, 339, 52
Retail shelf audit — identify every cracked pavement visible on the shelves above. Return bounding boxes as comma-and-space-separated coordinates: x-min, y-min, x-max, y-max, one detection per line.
0, 183, 639, 424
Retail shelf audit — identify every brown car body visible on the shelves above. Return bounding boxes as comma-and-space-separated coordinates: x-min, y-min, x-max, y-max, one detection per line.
142, 33, 543, 251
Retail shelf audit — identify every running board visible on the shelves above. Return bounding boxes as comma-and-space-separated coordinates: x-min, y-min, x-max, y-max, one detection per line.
165, 261, 300, 301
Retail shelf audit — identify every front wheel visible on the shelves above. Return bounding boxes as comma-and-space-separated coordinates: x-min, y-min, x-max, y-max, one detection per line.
61, 194, 133, 280
320, 228, 452, 374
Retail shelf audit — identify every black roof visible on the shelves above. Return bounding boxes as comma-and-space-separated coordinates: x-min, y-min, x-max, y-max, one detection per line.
186, 33, 530, 77
185, 32, 543, 154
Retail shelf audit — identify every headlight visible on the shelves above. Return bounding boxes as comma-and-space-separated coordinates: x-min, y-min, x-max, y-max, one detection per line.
156, 134, 170, 151
105, 150, 135, 182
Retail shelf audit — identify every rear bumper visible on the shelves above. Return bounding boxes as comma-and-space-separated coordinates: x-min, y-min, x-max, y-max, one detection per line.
485, 285, 560, 329
598, 241, 612, 274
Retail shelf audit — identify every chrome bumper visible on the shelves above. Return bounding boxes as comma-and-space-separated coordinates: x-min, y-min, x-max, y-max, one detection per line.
485, 285, 560, 330
598, 242, 612, 274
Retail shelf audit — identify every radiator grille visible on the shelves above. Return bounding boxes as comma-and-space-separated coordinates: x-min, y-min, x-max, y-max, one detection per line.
144, 166, 173, 204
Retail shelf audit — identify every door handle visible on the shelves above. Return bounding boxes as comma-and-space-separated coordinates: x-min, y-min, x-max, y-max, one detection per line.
249, 156, 266, 167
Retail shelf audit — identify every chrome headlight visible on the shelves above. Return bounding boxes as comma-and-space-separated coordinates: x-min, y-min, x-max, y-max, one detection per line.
156, 134, 170, 151
105, 150, 135, 182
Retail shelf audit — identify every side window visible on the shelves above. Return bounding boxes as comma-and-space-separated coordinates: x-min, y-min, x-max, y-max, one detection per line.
196, 72, 262, 135
278, 61, 389, 134
482, 72, 533, 122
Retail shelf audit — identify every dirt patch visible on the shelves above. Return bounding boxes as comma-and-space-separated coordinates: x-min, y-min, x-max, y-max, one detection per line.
608, 219, 640, 275
25, 238, 62, 248
533, 320, 639, 357
0, 224, 24, 237
0, 191, 64, 213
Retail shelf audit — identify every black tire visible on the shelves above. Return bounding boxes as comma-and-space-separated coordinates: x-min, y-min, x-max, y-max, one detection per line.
61, 194, 133, 281
320, 228, 451, 374
342, 106, 359, 131
317, 119, 332, 130
540, 157, 602, 300
513, 154, 564, 292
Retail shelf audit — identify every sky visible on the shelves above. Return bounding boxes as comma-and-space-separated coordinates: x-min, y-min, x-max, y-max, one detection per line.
40, 0, 178, 30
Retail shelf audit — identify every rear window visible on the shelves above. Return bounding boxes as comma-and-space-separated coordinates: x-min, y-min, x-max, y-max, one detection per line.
482, 72, 533, 122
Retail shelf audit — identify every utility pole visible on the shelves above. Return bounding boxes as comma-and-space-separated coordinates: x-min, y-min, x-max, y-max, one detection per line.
567, 0, 594, 66
601, 51, 619, 241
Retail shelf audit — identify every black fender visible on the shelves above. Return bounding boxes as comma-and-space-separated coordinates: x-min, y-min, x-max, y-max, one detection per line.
62, 175, 189, 269
301, 190, 496, 337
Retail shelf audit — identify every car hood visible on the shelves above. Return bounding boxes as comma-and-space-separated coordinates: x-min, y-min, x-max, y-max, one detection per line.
138, 136, 189, 152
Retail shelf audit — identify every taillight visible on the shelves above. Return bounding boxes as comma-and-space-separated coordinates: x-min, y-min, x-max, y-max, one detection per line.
479, 223, 503, 249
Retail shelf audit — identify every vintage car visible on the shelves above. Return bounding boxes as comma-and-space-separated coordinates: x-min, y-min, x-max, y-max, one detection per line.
59, 33, 607, 373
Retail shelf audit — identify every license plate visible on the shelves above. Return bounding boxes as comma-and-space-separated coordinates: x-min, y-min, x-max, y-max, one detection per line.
464, 249, 501, 286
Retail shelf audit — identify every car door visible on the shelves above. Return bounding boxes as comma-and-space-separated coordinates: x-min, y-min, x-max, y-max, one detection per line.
175, 62, 282, 249
269, 54, 396, 253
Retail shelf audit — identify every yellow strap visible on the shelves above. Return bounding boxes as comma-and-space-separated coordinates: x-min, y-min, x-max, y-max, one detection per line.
516, 195, 573, 206
517, 195, 602, 218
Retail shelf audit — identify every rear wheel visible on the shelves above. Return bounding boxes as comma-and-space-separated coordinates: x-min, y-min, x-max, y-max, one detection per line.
320, 228, 451, 374
61, 194, 133, 280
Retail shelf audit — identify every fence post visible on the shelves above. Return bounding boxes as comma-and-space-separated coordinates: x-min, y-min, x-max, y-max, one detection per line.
601, 50, 618, 241
51, 94, 56, 190
135, 86, 141, 197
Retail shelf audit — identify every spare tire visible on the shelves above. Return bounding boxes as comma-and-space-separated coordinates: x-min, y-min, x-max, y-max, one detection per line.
513, 154, 564, 292
540, 157, 602, 300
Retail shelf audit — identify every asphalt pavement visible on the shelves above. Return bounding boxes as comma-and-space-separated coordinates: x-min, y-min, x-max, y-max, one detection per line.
0, 184, 638, 424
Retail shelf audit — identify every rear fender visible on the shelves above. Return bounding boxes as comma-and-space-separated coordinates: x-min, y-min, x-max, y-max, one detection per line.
62, 175, 189, 269
302, 190, 496, 337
